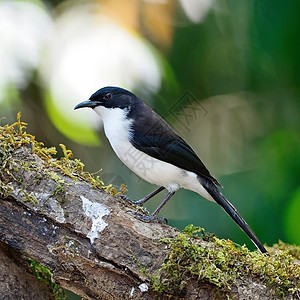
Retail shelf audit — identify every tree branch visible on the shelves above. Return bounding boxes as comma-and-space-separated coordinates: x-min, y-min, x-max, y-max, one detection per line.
0, 126, 299, 299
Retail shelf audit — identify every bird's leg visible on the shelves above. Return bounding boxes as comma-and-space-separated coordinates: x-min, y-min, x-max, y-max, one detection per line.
133, 186, 165, 205
130, 191, 176, 223
120, 186, 165, 206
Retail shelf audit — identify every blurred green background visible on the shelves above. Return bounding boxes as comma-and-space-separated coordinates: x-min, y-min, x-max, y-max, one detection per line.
1, 0, 300, 297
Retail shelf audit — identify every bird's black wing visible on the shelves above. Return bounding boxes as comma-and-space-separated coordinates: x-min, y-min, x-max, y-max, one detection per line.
131, 132, 220, 186
128, 101, 220, 186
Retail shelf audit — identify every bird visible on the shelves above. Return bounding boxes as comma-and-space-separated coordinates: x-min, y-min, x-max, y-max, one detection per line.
74, 86, 268, 254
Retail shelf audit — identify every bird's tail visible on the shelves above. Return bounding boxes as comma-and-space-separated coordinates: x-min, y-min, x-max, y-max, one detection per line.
200, 178, 268, 254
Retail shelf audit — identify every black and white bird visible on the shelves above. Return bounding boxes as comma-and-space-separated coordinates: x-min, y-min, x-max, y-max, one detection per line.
74, 86, 267, 254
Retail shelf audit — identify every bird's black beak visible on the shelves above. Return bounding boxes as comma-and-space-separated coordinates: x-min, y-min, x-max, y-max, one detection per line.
74, 100, 100, 110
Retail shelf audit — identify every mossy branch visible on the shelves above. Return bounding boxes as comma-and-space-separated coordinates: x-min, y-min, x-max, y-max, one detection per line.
0, 114, 299, 300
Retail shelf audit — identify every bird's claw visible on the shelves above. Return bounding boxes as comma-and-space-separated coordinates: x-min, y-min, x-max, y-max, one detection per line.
119, 194, 131, 202
155, 216, 168, 224
126, 210, 168, 224
119, 195, 144, 206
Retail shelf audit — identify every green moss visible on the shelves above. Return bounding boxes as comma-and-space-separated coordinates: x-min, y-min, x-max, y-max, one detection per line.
270, 240, 300, 259
150, 225, 300, 298
21, 188, 39, 206
0, 112, 126, 197
47, 172, 65, 185
28, 258, 66, 300
51, 184, 66, 204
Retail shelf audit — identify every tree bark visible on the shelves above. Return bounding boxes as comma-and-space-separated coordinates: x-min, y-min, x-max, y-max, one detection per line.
0, 147, 298, 299
0, 242, 59, 300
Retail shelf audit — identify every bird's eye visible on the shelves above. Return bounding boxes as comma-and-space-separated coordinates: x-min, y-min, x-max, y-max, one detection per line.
104, 93, 112, 100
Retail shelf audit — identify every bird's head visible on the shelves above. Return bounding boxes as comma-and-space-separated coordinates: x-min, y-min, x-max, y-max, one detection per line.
74, 86, 136, 111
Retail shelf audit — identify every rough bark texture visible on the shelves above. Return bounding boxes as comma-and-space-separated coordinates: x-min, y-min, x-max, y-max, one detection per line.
0, 147, 297, 299
0, 243, 57, 300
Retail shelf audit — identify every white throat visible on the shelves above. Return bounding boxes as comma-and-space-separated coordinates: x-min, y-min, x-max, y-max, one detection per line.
93, 105, 133, 156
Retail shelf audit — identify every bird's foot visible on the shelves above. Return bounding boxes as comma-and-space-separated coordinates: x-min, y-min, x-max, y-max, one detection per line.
119, 195, 144, 206
119, 194, 132, 202
127, 210, 168, 224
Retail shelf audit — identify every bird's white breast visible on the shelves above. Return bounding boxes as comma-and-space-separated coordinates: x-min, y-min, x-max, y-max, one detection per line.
93, 106, 213, 201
